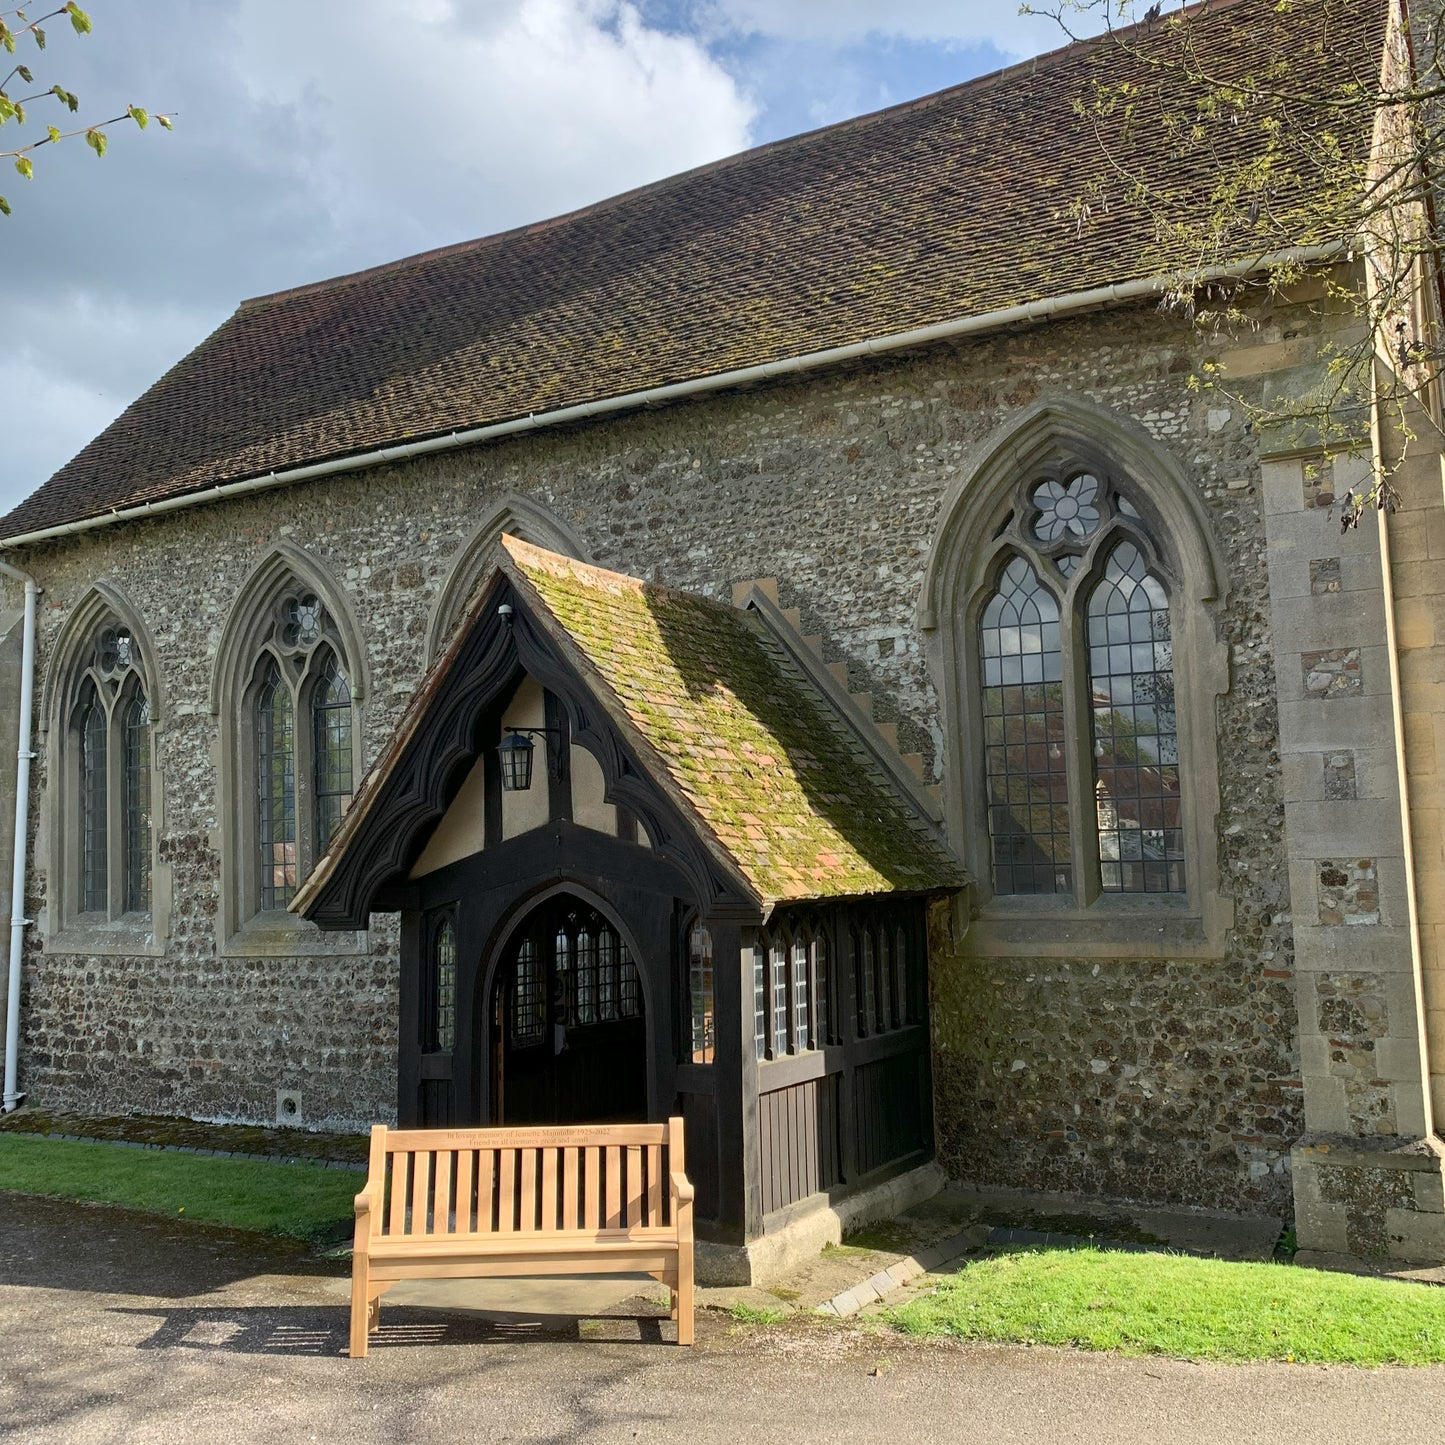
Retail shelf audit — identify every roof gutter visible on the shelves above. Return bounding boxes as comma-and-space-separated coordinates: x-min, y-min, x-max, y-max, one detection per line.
0, 242, 1347, 552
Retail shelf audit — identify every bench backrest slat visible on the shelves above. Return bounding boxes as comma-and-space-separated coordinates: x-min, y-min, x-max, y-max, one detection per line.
374, 1122, 675, 1242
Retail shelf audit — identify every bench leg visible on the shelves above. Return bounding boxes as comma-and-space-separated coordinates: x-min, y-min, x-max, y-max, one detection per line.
676, 1251, 695, 1346
349, 1262, 371, 1359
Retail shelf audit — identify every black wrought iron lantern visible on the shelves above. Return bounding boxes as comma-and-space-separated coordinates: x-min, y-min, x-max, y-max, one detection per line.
498, 729, 536, 792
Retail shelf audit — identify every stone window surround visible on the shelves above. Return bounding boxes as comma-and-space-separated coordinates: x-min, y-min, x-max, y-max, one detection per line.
919, 396, 1233, 960
424, 492, 590, 663
210, 543, 371, 959
39, 582, 169, 958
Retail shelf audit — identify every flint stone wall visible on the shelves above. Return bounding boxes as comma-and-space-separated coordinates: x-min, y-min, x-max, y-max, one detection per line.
11, 301, 1298, 1208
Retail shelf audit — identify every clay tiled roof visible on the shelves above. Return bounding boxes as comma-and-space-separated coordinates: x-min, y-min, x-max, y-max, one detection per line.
294, 538, 963, 918
1, 0, 1386, 542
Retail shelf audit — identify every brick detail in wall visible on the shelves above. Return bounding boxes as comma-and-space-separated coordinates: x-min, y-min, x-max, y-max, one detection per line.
1302, 647, 1363, 699
1317, 859, 1380, 926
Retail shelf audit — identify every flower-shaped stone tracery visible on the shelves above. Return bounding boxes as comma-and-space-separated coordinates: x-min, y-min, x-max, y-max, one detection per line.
1032, 474, 1102, 543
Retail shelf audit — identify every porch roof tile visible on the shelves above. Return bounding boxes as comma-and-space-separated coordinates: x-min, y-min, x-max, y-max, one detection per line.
503, 539, 964, 908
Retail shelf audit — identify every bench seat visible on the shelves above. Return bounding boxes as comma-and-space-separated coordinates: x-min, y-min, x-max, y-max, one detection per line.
349, 1118, 695, 1355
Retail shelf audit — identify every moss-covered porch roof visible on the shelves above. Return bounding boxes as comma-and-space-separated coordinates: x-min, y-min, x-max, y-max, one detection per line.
293, 537, 964, 918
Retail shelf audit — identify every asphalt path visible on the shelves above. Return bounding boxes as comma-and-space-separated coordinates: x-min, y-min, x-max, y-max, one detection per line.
3, 1191, 1444, 1444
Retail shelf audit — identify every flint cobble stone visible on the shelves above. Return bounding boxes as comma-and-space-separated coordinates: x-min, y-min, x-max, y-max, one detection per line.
8, 300, 1299, 1210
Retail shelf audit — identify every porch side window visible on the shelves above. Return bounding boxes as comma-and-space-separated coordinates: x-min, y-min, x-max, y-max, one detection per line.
753, 943, 767, 1061
791, 937, 810, 1052
688, 923, 714, 1064
813, 933, 831, 1046
423, 916, 457, 1053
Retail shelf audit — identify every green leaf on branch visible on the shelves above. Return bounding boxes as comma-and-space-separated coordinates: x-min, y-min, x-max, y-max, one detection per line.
12, 100, 23, 124
65, 3, 92, 36
14, 155, 32, 179
31, 26, 43, 51
84, 125, 105, 157
16, 64, 32, 84
127, 104, 148, 129
2, 31, 15, 54
52, 84, 78, 113
0, 195, 10, 217
0, 96, 15, 124
156, 113, 172, 130
47, 124, 60, 142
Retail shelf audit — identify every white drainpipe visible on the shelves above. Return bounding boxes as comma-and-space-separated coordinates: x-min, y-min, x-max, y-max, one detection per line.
1, 559, 38, 1111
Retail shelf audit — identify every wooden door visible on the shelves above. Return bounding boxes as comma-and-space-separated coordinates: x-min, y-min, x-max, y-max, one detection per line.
490, 895, 648, 1125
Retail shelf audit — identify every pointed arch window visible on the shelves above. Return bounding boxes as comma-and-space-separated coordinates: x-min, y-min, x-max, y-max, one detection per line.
64, 622, 155, 923
974, 472, 1186, 903
243, 591, 357, 915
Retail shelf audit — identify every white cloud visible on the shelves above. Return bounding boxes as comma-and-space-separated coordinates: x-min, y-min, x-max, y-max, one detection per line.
229, 0, 757, 266
696, 0, 1098, 59
0, 0, 756, 514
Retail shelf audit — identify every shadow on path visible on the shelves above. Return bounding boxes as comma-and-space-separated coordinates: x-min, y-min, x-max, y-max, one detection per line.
110, 1303, 674, 1357
1, 1190, 340, 1297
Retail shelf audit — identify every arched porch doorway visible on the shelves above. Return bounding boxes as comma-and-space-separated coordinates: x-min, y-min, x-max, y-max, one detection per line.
488, 893, 648, 1125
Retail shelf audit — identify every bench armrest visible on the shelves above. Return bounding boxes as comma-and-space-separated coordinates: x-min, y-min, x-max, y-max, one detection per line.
353, 1180, 383, 1255
670, 1169, 695, 1205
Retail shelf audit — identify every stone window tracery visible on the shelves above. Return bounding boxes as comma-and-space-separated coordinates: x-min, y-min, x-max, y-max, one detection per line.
975, 472, 1186, 900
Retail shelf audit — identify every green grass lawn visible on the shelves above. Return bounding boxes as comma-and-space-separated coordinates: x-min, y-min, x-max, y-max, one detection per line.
0, 1133, 359, 1242
886, 1246, 1445, 1365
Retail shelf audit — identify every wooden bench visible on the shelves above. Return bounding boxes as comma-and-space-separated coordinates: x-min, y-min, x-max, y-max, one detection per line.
349, 1117, 695, 1356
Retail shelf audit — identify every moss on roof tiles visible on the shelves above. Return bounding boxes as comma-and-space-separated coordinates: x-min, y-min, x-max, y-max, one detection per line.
505, 539, 962, 906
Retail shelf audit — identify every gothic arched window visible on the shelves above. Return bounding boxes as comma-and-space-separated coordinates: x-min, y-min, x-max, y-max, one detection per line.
247, 598, 355, 913
976, 473, 1184, 901
213, 547, 367, 944
922, 400, 1229, 955
65, 624, 155, 921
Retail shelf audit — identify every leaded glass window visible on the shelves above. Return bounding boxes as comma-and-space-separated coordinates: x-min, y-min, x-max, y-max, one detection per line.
753, 943, 767, 1061
771, 938, 789, 1057
980, 557, 1070, 895
122, 691, 152, 914
619, 943, 641, 1018
857, 927, 877, 1036
240, 586, 360, 920
688, 924, 714, 1063
599, 929, 618, 1020
813, 933, 831, 1046
973, 468, 1188, 905
512, 939, 544, 1045
1087, 542, 1183, 893
65, 616, 158, 926
893, 924, 909, 1028
792, 937, 810, 1052
312, 649, 353, 856
80, 683, 107, 914
434, 917, 457, 1052
577, 928, 598, 1025
257, 658, 297, 910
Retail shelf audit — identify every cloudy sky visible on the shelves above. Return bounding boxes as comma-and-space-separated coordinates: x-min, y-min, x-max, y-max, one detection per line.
0, 0, 1109, 516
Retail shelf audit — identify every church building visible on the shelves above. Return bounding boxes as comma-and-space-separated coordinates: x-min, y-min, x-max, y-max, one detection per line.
3, 0, 1444, 1278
